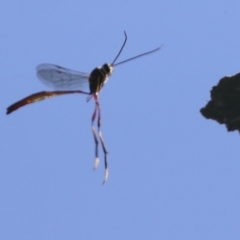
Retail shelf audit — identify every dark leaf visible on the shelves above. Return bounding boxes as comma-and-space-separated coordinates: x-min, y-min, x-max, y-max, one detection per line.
200, 73, 240, 132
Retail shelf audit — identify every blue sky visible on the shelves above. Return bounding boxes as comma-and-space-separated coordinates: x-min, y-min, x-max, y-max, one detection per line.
1, 1, 240, 239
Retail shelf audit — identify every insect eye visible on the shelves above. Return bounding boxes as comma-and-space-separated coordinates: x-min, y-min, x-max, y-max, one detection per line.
102, 64, 111, 74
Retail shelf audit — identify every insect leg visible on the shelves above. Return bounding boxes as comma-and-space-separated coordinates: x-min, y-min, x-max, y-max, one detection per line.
94, 94, 108, 184
6, 90, 89, 114
91, 99, 100, 170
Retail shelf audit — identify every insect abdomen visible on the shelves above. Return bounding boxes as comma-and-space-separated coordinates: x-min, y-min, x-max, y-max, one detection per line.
89, 68, 108, 94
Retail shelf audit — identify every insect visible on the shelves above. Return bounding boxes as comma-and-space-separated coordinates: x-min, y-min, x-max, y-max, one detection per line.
6, 31, 161, 183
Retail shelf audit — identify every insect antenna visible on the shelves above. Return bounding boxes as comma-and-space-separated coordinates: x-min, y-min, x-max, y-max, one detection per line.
113, 45, 162, 67
111, 31, 128, 65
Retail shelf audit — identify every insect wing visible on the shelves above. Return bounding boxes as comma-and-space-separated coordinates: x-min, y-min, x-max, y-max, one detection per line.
37, 64, 90, 90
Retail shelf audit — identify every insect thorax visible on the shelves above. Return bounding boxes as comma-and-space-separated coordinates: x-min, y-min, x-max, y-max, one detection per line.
89, 64, 113, 94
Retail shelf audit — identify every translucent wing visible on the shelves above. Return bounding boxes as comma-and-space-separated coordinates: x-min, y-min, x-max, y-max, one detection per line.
37, 64, 90, 90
